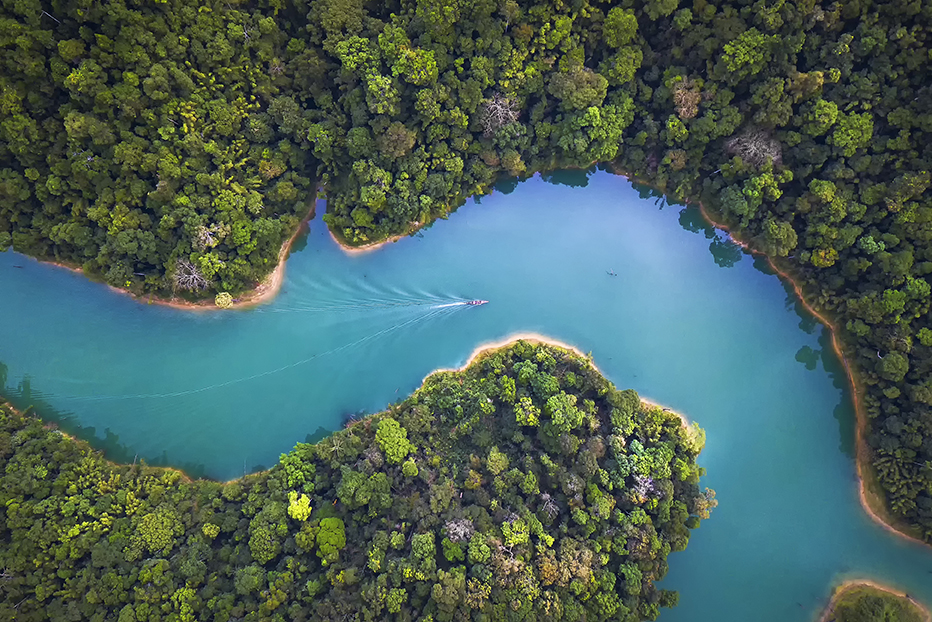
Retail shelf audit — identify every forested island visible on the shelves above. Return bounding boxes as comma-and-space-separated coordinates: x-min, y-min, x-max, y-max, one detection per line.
0, 341, 715, 621
821, 582, 931, 622
0, 0, 930, 558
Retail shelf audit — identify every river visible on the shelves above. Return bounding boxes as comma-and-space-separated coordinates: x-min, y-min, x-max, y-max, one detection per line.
1, 169, 930, 620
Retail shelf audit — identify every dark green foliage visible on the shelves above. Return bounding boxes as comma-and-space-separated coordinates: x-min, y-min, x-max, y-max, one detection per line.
0, 0, 314, 298
0, 342, 712, 621
2, 0, 932, 543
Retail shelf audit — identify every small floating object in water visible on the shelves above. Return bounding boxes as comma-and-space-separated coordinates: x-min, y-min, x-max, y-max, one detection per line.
466, 300, 488, 306
606, 269, 617, 276
12, 265, 23, 268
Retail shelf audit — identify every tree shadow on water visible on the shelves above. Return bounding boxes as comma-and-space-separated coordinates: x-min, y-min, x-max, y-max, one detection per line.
709, 236, 743, 268
677, 205, 744, 268
0, 361, 214, 479
541, 168, 594, 188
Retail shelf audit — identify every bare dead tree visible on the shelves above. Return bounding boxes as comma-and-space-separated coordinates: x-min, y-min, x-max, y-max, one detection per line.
633, 475, 655, 498
173, 259, 209, 291
195, 226, 216, 251
672, 79, 702, 119
539, 492, 560, 519
725, 128, 783, 168
444, 518, 476, 543
480, 93, 520, 136
194, 223, 230, 251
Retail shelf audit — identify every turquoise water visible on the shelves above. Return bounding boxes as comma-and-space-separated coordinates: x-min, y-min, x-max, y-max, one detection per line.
2, 169, 931, 619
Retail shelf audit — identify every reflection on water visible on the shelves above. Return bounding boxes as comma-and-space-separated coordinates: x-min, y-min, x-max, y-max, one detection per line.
2, 170, 932, 620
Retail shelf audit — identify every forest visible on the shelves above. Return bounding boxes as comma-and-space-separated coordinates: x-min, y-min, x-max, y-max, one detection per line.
0, 341, 714, 621
0, 0, 930, 545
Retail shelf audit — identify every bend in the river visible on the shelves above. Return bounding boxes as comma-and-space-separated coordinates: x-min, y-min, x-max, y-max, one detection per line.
3, 170, 932, 620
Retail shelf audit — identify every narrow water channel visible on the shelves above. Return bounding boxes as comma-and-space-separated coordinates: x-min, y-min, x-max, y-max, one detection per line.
2, 169, 931, 619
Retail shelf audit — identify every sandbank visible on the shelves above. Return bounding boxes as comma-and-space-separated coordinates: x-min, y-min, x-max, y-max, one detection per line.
818, 580, 931, 622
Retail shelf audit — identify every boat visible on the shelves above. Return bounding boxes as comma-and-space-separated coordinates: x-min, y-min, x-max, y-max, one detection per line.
466, 300, 488, 306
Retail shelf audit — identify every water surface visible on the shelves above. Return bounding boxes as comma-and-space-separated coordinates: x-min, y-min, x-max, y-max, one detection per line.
2, 170, 931, 620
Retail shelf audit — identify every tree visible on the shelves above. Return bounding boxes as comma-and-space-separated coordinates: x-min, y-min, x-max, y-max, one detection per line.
316, 518, 347, 565
480, 94, 520, 136
375, 417, 413, 464
725, 128, 782, 168
603, 8, 638, 48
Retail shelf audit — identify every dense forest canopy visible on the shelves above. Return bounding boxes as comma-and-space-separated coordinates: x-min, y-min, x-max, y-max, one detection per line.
0, 342, 714, 621
0, 0, 931, 547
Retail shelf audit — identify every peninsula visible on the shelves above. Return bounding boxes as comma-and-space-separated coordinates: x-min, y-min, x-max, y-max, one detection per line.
820, 581, 931, 622
0, 341, 713, 621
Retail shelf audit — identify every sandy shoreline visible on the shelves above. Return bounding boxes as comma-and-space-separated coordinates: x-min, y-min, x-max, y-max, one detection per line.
818, 580, 931, 622
421, 333, 692, 428
14, 170, 927, 547
37, 201, 316, 312
328, 227, 414, 255
692, 200, 929, 550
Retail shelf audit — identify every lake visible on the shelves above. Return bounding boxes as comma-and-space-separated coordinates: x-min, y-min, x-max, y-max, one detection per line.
1, 169, 931, 620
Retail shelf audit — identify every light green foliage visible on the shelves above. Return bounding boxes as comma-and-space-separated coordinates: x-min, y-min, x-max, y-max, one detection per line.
500, 376, 516, 403
249, 526, 280, 565
411, 532, 436, 560
214, 292, 234, 308
375, 417, 414, 464
603, 8, 638, 48
441, 537, 465, 562
467, 534, 491, 564
878, 352, 909, 382
645, 0, 680, 19
545, 391, 584, 434
402, 458, 419, 477
548, 68, 609, 111
201, 523, 220, 540
487, 446, 509, 475
502, 519, 530, 546
665, 115, 688, 144
722, 28, 772, 74
759, 218, 798, 257
279, 445, 317, 493
514, 396, 540, 426
830, 112, 874, 156
133, 510, 181, 556
288, 491, 313, 521
316, 518, 346, 565
803, 99, 838, 136
387, 587, 407, 613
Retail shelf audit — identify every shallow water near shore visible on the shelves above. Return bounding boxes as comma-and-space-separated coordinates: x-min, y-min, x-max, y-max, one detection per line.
2, 169, 931, 619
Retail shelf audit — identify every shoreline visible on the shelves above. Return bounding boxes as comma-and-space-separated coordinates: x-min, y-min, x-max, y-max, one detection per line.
693, 200, 929, 549
38, 201, 317, 312
421, 332, 692, 428
818, 580, 932, 622
12, 168, 924, 545
328, 227, 414, 255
